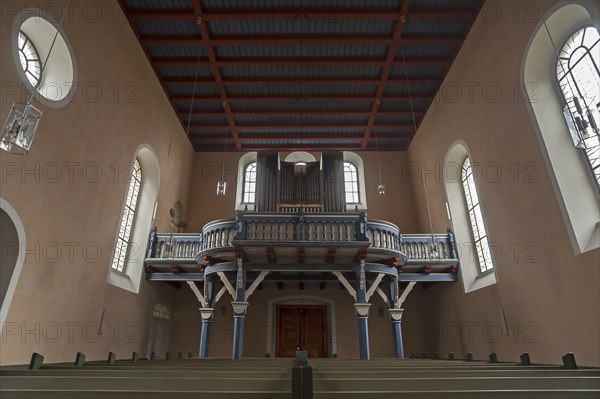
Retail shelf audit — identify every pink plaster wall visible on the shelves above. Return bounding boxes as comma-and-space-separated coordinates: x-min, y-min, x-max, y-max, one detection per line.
406, 0, 600, 366
0, 0, 194, 365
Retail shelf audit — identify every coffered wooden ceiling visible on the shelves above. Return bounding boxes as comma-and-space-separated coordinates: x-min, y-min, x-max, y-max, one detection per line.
118, 0, 484, 151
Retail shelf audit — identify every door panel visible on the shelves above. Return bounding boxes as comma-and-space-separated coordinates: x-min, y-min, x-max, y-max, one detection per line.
278, 308, 301, 357
303, 308, 325, 358
276, 305, 327, 358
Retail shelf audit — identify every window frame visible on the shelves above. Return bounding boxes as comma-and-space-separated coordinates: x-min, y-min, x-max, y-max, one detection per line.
461, 156, 494, 274
522, 2, 599, 255
111, 158, 143, 273
107, 145, 160, 293
444, 142, 497, 293
242, 161, 257, 204
555, 25, 600, 189
17, 30, 41, 89
343, 161, 360, 205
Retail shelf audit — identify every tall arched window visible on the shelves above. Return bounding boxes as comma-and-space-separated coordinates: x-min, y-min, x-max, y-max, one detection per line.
111, 159, 142, 272
108, 146, 159, 293
343, 162, 359, 204
461, 157, 493, 273
523, 3, 599, 255
242, 162, 257, 204
557, 26, 600, 187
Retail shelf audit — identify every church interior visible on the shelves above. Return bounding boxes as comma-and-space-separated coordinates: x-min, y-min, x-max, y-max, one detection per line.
0, 0, 599, 397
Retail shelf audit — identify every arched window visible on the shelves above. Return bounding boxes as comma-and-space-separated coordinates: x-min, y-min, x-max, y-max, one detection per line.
523, 3, 599, 255
445, 143, 496, 293
343, 162, 359, 204
111, 158, 142, 272
557, 26, 600, 187
461, 157, 493, 273
153, 304, 171, 320
17, 31, 41, 88
242, 162, 257, 204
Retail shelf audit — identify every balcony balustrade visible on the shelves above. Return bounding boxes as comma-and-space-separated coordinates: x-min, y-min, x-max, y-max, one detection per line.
145, 211, 458, 269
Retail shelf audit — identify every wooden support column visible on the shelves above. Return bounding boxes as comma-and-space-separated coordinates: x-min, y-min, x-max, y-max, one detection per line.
187, 275, 214, 358
388, 279, 417, 359
354, 260, 371, 360
389, 308, 405, 358
231, 258, 248, 360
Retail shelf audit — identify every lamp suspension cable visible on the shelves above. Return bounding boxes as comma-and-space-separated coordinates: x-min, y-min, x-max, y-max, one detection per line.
0, 0, 72, 155
374, 98, 385, 196
401, 31, 437, 256
38, 0, 72, 94
217, 99, 228, 195
184, 41, 203, 140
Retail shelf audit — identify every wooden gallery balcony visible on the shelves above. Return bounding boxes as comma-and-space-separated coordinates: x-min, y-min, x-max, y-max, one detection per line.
144, 211, 459, 284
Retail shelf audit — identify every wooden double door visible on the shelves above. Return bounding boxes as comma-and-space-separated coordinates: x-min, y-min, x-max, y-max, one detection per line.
276, 305, 328, 358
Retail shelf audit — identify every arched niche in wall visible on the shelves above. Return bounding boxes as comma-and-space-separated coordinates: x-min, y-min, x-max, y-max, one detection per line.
0, 198, 26, 333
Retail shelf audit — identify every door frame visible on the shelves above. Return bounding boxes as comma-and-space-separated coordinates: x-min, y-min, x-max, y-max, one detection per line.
267, 295, 337, 358
275, 304, 328, 358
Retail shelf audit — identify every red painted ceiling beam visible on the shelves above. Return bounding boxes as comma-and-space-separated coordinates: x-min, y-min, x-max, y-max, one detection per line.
193, 0, 241, 150
162, 75, 440, 86
362, 0, 410, 149
140, 34, 463, 47
127, 7, 477, 21
178, 110, 425, 117
152, 56, 451, 67
170, 93, 433, 103
190, 136, 412, 142
188, 123, 416, 130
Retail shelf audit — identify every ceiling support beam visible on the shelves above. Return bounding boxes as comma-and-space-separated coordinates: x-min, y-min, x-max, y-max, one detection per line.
177, 110, 426, 118
163, 75, 439, 87
152, 56, 451, 68
189, 123, 417, 131
192, 0, 241, 150
127, 7, 477, 22
171, 93, 432, 104
362, 1, 411, 149
141, 34, 463, 47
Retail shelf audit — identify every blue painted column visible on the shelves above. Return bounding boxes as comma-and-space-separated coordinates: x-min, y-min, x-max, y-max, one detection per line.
199, 308, 214, 358
355, 261, 371, 360
231, 302, 248, 359
231, 259, 247, 360
354, 303, 371, 360
389, 308, 404, 358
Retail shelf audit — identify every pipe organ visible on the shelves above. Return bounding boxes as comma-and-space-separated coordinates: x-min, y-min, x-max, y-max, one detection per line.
255, 151, 347, 213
